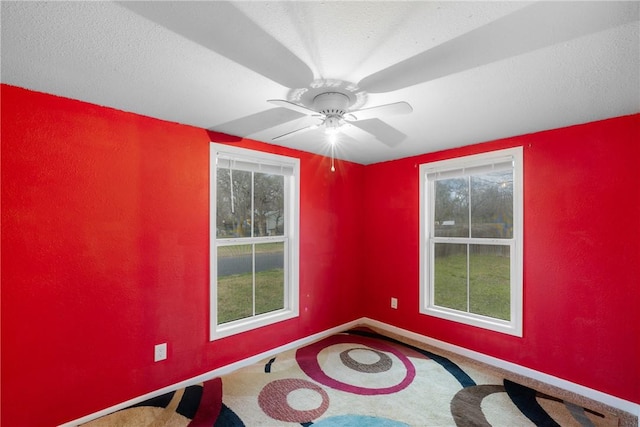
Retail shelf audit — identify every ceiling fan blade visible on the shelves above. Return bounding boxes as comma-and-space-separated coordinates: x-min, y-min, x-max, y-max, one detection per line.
346, 120, 407, 148
272, 124, 319, 141
119, 1, 313, 89
210, 107, 304, 137
346, 102, 412, 121
267, 99, 320, 116
358, 1, 639, 93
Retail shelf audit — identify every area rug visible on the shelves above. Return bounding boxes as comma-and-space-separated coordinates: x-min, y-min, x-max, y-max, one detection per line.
82, 328, 618, 426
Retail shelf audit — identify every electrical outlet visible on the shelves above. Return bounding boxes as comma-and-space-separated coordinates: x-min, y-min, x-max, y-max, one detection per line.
391, 297, 398, 309
154, 343, 167, 362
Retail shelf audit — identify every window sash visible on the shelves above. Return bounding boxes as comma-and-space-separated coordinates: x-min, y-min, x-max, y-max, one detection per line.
424, 156, 513, 180
217, 153, 296, 176
430, 237, 513, 245
215, 165, 289, 240
427, 240, 515, 316
216, 239, 289, 326
217, 236, 287, 246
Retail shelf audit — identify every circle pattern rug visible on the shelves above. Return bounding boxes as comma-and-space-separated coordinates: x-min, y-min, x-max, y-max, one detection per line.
83, 328, 619, 427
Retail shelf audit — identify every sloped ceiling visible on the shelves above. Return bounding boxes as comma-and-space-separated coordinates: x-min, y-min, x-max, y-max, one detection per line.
1, 1, 638, 164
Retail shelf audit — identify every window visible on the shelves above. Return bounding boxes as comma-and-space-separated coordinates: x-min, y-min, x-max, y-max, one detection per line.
210, 144, 299, 340
419, 147, 523, 336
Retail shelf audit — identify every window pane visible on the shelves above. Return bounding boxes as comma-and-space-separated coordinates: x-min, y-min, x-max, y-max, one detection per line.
434, 243, 467, 311
470, 171, 513, 238
216, 168, 252, 238
434, 178, 469, 237
255, 242, 285, 315
253, 173, 285, 237
217, 244, 253, 324
469, 245, 510, 320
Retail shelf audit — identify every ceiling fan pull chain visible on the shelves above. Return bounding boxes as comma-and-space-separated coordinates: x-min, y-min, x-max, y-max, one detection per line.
330, 143, 336, 172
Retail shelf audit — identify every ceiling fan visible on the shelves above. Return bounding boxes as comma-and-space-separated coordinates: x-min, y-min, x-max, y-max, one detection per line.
122, 1, 633, 153
268, 92, 412, 144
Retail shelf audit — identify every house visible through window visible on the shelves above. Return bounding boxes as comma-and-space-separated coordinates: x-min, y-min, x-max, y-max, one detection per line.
419, 147, 523, 336
210, 144, 299, 340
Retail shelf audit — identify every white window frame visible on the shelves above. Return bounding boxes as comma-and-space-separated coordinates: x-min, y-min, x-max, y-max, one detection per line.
419, 147, 523, 336
210, 143, 300, 340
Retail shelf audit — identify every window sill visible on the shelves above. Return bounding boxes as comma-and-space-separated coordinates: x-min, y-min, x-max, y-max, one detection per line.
420, 305, 522, 337
211, 308, 299, 341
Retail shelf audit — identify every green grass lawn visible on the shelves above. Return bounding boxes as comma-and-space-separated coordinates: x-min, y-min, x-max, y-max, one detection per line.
217, 268, 284, 324
217, 252, 510, 324
434, 253, 510, 320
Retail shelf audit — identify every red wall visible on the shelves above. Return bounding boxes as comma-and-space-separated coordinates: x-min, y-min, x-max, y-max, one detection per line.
363, 114, 640, 404
0, 85, 365, 426
2, 84, 638, 426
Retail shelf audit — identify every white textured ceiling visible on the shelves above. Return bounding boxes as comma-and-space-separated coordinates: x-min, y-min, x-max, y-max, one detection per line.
2, 1, 638, 164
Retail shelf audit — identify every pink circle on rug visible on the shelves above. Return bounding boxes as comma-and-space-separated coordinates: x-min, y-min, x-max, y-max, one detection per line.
258, 378, 329, 422
296, 334, 416, 395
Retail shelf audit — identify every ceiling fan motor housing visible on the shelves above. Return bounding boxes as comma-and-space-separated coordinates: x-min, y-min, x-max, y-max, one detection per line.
313, 92, 350, 116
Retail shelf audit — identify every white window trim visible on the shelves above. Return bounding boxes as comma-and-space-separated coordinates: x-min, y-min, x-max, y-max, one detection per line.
419, 147, 523, 337
210, 143, 300, 340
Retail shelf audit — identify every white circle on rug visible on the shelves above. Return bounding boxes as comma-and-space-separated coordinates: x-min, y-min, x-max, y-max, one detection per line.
287, 388, 325, 411
349, 348, 382, 364
481, 391, 534, 426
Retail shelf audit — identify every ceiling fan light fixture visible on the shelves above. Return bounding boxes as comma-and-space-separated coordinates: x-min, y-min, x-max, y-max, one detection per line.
324, 116, 342, 134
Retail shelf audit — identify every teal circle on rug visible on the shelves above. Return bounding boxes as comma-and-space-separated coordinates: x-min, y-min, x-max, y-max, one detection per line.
313, 415, 409, 426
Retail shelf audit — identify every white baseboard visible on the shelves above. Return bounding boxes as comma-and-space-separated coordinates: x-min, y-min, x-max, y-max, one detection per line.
360, 317, 640, 420
60, 317, 639, 426
59, 318, 362, 426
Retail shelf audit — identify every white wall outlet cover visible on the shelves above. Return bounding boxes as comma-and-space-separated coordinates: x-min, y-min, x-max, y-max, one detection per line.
154, 343, 167, 362
391, 298, 398, 309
